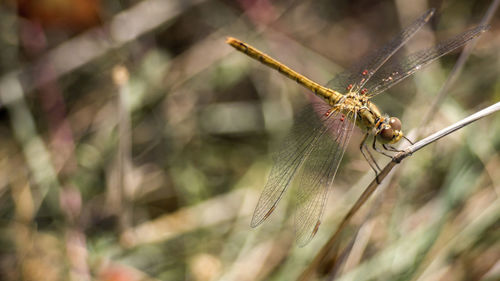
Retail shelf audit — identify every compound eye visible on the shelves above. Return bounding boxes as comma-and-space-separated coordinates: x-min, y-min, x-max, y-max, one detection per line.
380, 126, 394, 141
389, 117, 401, 131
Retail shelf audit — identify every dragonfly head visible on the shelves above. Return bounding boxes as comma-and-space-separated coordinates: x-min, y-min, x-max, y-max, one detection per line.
378, 117, 403, 144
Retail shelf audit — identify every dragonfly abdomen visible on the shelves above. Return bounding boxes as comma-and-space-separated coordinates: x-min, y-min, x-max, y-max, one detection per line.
226, 37, 343, 104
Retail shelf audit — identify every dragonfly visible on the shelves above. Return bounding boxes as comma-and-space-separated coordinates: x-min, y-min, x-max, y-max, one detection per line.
226, 8, 487, 246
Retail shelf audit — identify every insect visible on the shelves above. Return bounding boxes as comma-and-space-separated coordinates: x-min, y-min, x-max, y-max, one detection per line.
226, 9, 487, 246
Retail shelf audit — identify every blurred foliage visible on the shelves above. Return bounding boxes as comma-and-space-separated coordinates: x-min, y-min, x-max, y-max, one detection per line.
0, 0, 499, 280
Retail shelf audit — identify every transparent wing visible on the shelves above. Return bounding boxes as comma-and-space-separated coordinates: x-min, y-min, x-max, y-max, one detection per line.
251, 101, 337, 227
365, 25, 488, 97
293, 110, 357, 247
325, 71, 352, 93
326, 9, 435, 92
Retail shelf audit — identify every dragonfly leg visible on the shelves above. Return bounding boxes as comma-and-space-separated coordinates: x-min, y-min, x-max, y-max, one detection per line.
373, 137, 393, 158
360, 133, 381, 177
383, 144, 403, 152
403, 135, 414, 145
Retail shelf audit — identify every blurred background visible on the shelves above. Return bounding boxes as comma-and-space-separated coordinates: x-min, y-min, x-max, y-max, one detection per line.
0, 0, 499, 280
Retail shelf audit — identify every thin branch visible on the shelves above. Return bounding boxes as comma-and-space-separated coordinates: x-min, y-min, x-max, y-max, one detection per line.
299, 3, 500, 279
298, 100, 500, 281
396, 101, 500, 161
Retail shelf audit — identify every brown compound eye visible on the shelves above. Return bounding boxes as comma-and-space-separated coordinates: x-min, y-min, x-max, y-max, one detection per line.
380, 126, 394, 141
389, 117, 401, 131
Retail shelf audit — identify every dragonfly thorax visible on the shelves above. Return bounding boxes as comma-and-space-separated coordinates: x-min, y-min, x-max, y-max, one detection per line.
354, 100, 404, 144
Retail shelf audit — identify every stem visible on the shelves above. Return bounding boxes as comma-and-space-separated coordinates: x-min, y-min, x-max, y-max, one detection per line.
298, 101, 500, 281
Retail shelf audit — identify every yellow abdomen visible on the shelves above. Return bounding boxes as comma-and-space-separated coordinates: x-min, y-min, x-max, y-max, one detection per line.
226, 37, 344, 105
